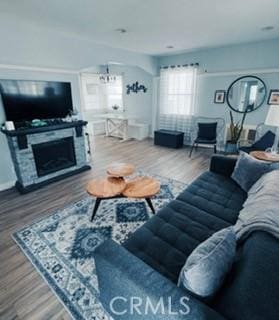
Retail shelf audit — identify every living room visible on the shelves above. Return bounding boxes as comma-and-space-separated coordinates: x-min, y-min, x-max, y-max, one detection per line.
1, 1, 279, 319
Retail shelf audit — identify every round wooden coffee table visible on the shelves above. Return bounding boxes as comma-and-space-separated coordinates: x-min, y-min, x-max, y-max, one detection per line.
86, 173, 160, 221
250, 151, 279, 162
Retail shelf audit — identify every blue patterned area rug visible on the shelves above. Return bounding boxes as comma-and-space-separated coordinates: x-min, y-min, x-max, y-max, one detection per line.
13, 173, 187, 320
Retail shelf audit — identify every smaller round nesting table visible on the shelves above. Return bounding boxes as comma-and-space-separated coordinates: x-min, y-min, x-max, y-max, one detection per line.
86, 163, 160, 221
107, 162, 135, 177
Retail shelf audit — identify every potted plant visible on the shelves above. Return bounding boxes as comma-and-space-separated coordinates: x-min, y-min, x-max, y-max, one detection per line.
225, 110, 248, 154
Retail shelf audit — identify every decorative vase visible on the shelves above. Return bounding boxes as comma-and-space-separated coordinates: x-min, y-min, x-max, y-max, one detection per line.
225, 141, 238, 154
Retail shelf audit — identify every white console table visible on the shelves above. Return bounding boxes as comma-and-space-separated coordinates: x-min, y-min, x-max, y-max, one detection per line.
99, 113, 135, 141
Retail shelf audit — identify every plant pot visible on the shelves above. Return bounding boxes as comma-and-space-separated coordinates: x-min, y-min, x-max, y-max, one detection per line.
225, 141, 238, 154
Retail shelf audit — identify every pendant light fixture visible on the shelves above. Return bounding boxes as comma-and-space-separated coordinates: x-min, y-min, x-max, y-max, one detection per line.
99, 65, 116, 84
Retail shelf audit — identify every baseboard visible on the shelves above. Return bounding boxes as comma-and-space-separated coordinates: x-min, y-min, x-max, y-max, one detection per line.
0, 180, 16, 192
15, 165, 91, 194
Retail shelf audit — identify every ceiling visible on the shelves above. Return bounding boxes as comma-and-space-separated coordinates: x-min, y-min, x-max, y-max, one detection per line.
2, 0, 279, 55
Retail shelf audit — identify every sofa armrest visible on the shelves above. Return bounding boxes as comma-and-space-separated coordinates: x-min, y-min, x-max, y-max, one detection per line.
94, 239, 225, 320
210, 155, 237, 177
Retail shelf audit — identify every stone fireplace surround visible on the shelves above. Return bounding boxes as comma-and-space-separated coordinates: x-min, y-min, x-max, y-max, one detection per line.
2, 121, 91, 193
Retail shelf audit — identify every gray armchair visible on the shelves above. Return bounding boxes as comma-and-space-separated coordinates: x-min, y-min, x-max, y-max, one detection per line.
238, 123, 276, 153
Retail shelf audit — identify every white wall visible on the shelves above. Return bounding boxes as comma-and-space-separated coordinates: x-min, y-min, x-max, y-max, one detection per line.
81, 65, 154, 135
110, 65, 153, 124
0, 15, 158, 75
158, 39, 279, 73
158, 39, 279, 126
194, 72, 279, 126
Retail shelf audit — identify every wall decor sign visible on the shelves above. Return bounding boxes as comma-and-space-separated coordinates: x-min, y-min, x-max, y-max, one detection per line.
126, 82, 147, 95
214, 90, 226, 104
268, 89, 279, 105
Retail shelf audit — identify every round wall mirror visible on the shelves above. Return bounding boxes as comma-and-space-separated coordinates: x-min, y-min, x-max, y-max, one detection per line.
226, 75, 267, 113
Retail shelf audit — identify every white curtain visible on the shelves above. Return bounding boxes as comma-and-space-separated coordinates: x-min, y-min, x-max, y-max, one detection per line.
159, 66, 197, 144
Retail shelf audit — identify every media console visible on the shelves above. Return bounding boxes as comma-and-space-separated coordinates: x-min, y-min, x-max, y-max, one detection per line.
2, 120, 91, 193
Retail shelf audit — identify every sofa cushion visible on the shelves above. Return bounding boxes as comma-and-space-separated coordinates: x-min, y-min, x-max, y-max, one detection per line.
124, 171, 247, 283
211, 231, 279, 320
178, 227, 236, 297
231, 152, 271, 192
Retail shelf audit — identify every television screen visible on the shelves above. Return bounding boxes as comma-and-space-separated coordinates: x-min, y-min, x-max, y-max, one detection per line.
0, 80, 73, 122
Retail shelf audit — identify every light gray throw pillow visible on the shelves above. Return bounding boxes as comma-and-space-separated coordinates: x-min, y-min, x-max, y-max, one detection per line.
231, 152, 271, 192
178, 227, 236, 297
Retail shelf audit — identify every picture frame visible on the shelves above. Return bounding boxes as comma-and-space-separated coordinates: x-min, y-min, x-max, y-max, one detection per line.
267, 90, 279, 105
214, 90, 226, 104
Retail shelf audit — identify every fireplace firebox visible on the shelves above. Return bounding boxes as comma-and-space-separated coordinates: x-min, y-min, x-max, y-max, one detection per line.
32, 137, 76, 177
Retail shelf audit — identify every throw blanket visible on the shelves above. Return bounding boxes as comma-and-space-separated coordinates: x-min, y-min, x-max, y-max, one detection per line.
234, 170, 279, 241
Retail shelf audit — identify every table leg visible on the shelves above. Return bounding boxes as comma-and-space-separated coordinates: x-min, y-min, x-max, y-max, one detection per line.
123, 120, 128, 141
145, 197, 156, 214
105, 119, 109, 137
91, 198, 102, 221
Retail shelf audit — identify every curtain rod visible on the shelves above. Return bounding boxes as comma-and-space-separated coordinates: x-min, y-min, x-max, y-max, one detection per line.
160, 63, 199, 69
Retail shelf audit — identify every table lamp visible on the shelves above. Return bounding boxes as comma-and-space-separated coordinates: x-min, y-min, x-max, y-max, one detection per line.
265, 105, 279, 154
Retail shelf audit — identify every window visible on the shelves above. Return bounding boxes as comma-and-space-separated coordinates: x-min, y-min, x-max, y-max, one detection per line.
81, 74, 101, 111
249, 85, 258, 105
159, 67, 197, 116
105, 77, 123, 110
81, 73, 123, 112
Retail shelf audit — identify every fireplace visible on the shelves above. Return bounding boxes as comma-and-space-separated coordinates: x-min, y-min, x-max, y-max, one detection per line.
32, 137, 76, 177
2, 120, 90, 193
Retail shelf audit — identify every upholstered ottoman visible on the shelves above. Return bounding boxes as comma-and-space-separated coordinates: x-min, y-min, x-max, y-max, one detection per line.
154, 129, 184, 148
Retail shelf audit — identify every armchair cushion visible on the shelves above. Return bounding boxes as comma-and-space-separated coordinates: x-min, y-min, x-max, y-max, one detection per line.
195, 138, 216, 144
252, 130, 275, 150
238, 146, 257, 153
197, 122, 217, 141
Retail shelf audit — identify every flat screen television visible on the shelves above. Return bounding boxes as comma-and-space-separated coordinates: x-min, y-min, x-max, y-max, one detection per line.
0, 79, 73, 122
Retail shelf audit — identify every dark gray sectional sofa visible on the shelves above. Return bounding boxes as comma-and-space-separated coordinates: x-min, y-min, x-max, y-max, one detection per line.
95, 155, 279, 320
